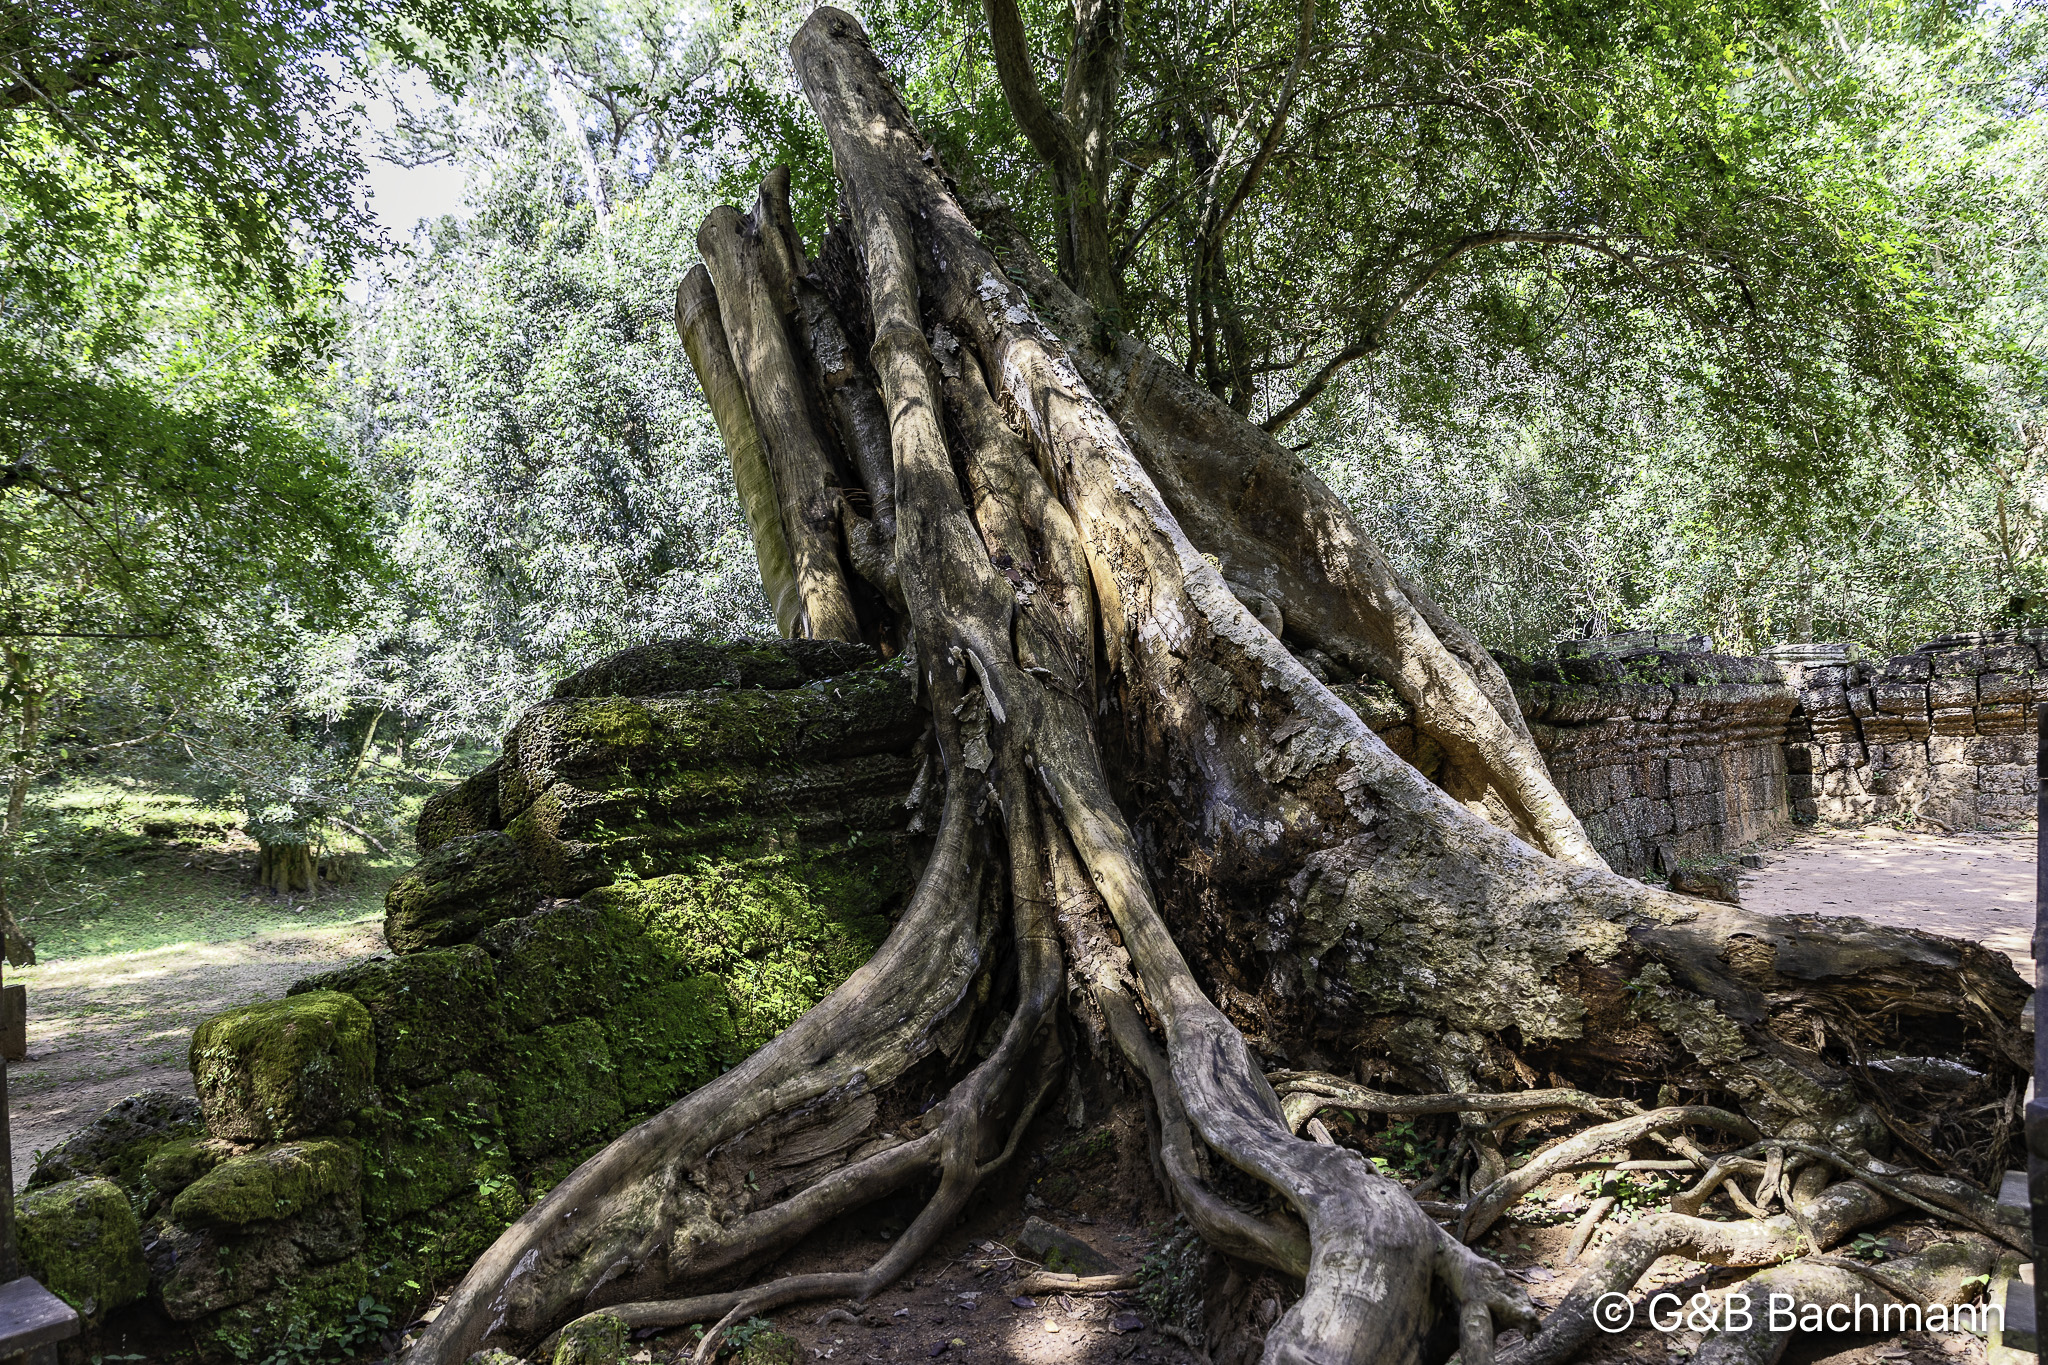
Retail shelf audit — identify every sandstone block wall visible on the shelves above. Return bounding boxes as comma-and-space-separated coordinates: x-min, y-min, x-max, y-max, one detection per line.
1786, 630, 2047, 829
1490, 628, 2042, 875
1499, 652, 1801, 875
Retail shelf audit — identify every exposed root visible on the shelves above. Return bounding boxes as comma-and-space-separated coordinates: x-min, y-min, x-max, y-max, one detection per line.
1267, 1070, 1629, 1135
1690, 1241, 2000, 1365
1499, 1179, 1896, 1365
1009, 1272, 1139, 1295
1461, 1107, 1759, 1242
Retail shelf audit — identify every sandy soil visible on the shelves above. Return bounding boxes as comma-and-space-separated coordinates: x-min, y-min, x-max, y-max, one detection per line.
10, 915, 385, 1187
1740, 826, 2035, 979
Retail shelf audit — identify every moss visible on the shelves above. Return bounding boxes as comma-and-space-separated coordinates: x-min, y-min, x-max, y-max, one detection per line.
190, 992, 374, 1141
362, 1071, 509, 1222
553, 1311, 629, 1365
416, 757, 504, 854
383, 831, 541, 953
18, 1176, 147, 1322
185, 1255, 373, 1365
601, 975, 738, 1113
497, 1018, 622, 1160
172, 1138, 362, 1228
367, 1159, 525, 1290
586, 843, 896, 1050
295, 946, 505, 1089
144, 1136, 240, 1200
477, 901, 664, 1034
735, 1328, 803, 1365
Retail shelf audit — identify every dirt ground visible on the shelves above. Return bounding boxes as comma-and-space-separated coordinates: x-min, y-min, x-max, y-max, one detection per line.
1739, 825, 2035, 979
11, 905, 384, 1187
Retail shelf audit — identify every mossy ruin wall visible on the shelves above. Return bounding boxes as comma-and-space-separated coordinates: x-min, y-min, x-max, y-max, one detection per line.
25, 639, 930, 1362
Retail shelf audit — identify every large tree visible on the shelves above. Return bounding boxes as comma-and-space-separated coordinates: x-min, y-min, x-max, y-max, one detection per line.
408, 7, 2030, 1364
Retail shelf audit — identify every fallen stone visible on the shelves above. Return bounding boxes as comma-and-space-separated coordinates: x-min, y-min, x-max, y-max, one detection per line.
293, 945, 506, 1088
553, 1311, 627, 1365
1110, 1313, 1145, 1334
1016, 1216, 1114, 1275
26, 1088, 202, 1192
1670, 867, 1742, 904
18, 1176, 147, 1324
190, 992, 374, 1141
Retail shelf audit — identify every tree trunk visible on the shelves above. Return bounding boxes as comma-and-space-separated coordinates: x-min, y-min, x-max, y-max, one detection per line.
254, 832, 318, 896
0, 645, 42, 967
402, 15, 2029, 1364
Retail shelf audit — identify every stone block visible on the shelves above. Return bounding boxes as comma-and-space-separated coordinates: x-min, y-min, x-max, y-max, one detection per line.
1980, 671, 2048, 707
1982, 643, 2040, 674
172, 1138, 362, 1228
415, 758, 504, 855
497, 1018, 622, 1161
553, 1311, 628, 1365
18, 1176, 147, 1323
601, 976, 738, 1114
26, 1087, 202, 1192
384, 831, 541, 953
363, 1071, 510, 1222
152, 1196, 365, 1321
1975, 703, 2028, 737
293, 945, 504, 1089
1930, 647, 1987, 677
1017, 1215, 1116, 1274
191, 993, 374, 1142
1880, 654, 1932, 683
144, 1136, 239, 1201
477, 901, 663, 1035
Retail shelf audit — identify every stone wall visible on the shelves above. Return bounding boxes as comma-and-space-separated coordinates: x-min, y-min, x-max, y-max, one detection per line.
21, 639, 932, 1363
1496, 650, 1801, 876
1491, 630, 2041, 875
1786, 630, 2047, 830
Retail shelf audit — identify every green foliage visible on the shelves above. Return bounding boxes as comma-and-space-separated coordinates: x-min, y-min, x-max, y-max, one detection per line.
1136, 1220, 1209, 1344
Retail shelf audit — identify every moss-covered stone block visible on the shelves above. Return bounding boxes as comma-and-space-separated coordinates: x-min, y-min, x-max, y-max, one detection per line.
26, 1087, 202, 1193
417, 756, 505, 854
553, 1310, 628, 1365
363, 1071, 510, 1222
183, 1254, 374, 1365
384, 830, 542, 953
18, 1176, 146, 1322
477, 900, 664, 1034
144, 1136, 240, 1200
172, 1138, 362, 1228
585, 845, 896, 1050
153, 1194, 364, 1321
549, 636, 878, 700
601, 975, 737, 1113
498, 1018, 621, 1161
294, 945, 505, 1088
190, 992, 374, 1141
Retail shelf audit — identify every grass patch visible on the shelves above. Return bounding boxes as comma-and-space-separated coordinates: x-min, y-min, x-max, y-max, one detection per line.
13, 776, 411, 964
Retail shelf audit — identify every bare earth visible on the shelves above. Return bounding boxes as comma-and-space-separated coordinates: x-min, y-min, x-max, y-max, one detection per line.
10, 915, 385, 1186
1740, 825, 2035, 981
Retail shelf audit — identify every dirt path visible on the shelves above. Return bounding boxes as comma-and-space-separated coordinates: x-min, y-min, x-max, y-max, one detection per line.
1738, 825, 2035, 978
10, 916, 385, 1187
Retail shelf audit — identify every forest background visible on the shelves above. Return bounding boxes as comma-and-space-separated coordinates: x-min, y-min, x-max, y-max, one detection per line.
4, 0, 2047, 954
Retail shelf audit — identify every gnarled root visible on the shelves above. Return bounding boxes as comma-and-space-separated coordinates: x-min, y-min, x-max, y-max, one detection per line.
1692, 1241, 2001, 1365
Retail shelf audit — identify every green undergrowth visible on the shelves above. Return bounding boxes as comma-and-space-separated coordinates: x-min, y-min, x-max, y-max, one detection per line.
13, 777, 410, 962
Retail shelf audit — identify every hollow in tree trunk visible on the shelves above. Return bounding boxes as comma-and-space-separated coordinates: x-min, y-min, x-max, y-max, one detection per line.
402, 15, 2029, 1364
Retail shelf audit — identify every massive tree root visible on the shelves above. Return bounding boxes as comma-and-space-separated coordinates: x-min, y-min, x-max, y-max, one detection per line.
403, 14, 2030, 1364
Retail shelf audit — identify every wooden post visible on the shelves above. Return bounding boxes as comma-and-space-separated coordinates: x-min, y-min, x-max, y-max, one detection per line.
2032, 701, 2047, 1346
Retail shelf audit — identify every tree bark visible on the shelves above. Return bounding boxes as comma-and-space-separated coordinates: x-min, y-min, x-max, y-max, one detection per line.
400, 15, 2029, 1365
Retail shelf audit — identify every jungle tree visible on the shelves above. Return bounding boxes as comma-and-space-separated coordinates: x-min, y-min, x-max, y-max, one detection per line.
408, 3, 2034, 1362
